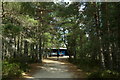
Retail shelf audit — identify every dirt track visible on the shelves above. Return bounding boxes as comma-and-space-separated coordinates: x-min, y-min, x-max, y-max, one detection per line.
23, 57, 87, 79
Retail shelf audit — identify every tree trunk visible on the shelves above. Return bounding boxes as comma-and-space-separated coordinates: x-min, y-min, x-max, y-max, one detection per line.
38, 35, 42, 63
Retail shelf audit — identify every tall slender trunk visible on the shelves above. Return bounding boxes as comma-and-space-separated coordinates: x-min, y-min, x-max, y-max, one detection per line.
19, 34, 23, 56
35, 44, 38, 62
94, 3, 105, 69
116, 3, 120, 71
17, 35, 20, 56
24, 40, 28, 63
39, 35, 42, 63
13, 36, 16, 58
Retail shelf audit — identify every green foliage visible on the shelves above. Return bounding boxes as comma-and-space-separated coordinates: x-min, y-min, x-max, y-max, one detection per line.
69, 58, 99, 72
3, 2, 21, 13
8, 57, 31, 72
20, 2, 35, 16
2, 61, 23, 79
3, 24, 22, 36
88, 70, 120, 78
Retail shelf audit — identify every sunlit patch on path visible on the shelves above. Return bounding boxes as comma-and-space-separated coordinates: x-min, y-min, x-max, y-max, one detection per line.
24, 56, 87, 79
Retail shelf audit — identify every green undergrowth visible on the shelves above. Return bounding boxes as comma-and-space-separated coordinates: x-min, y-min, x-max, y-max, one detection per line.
68, 58, 120, 79
88, 70, 120, 79
68, 58, 99, 72
8, 57, 31, 72
2, 61, 23, 80
2, 57, 33, 80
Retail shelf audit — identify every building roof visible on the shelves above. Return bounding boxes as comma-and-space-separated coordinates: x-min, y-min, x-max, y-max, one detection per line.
48, 47, 67, 49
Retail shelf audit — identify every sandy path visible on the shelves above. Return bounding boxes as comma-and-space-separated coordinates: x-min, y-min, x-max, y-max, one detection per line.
23, 57, 87, 79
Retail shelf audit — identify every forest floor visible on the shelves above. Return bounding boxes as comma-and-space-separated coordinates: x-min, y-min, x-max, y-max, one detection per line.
22, 56, 87, 79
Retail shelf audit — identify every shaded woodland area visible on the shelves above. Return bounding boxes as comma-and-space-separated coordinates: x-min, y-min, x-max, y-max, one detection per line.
1, 2, 120, 79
